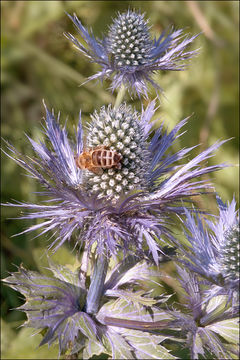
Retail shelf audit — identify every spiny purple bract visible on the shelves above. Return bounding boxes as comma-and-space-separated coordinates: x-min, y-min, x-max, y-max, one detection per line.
3, 264, 89, 356
168, 266, 239, 359
65, 10, 199, 97
3, 258, 174, 358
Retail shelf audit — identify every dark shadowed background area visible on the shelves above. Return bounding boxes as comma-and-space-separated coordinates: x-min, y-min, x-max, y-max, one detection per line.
1, 1, 239, 358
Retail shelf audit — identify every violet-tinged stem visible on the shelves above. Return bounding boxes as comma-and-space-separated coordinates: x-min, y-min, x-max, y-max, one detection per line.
79, 247, 88, 289
114, 84, 126, 109
85, 252, 109, 315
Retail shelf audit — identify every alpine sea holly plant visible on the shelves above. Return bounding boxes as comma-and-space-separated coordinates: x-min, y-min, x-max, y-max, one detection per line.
2, 8, 239, 360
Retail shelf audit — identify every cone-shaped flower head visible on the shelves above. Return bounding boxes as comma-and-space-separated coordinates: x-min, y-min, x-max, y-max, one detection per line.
106, 11, 152, 68
65, 10, 199, 97
2, 102, 227, 262
85, 104, 150, 201
175, 196, 239, 300
220, 224, 239, 280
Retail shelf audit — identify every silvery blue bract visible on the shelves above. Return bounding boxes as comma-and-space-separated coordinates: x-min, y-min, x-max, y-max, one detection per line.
167, 267, 239, 360
3, 258, 175, 359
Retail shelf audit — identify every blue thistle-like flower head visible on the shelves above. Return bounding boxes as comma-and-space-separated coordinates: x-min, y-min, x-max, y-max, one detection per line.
65, 10, 199, 97
2, 101, 227, 263
175, 196, 239, 300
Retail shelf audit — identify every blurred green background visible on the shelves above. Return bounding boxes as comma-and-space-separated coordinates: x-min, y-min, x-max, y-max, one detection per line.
1, 1, 239, 358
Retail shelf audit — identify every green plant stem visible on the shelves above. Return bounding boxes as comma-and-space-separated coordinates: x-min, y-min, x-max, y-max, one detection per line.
114, 84, 126, 109
85, 252, 109, 315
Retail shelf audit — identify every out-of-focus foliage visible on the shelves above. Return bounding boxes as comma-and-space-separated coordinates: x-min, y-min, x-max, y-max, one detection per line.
1, 1, 239, 359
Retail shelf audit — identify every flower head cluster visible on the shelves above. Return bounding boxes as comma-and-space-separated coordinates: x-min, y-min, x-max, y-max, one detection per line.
3, 102, 226, 263
175, 196, 239, 300
65, 10, 199, 97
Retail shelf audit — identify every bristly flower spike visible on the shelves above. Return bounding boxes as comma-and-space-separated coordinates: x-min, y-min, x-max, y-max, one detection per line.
65, 10, 199, 98
2, 101, 227, 263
